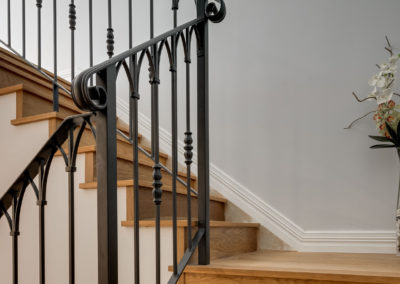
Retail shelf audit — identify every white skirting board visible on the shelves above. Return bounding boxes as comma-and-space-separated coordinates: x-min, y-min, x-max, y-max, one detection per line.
117, 97, 396, 254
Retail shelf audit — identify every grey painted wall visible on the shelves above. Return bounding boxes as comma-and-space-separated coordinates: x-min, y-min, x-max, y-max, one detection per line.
2, 0, 400, 232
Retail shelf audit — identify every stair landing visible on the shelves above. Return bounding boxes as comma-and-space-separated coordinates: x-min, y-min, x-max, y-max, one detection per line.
181, 250, 400, 283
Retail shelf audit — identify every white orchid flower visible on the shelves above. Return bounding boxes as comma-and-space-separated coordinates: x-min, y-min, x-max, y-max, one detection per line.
369, 73, 386, 88
381, 63, 397, 75
376, 89, 393, 104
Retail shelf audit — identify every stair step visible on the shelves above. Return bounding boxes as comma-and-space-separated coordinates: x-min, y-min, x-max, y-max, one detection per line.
85, 151, 195, 187
122, 220, 259, 262
10, 108, 132, 137
79, 179, 226, 221
55, 144, 168, 175
179, 250, 400, 284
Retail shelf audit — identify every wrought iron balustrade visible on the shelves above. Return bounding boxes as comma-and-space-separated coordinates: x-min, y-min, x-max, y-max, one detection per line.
0, 0, 226, 283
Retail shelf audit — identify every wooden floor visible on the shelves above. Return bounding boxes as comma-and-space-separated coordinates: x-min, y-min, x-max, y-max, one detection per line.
182, 250, 400, 283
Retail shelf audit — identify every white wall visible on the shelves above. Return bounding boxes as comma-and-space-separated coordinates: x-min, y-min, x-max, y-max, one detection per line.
2, 0, 400, 241
206, 0, 400, 231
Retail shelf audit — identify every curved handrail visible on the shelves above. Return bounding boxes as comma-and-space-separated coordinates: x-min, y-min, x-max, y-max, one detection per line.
0, 113, 94, 219
72, 16, 204, 111
72, 0, 226, 111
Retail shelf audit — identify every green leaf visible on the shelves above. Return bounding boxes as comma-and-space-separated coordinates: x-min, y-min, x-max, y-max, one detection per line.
370, 144, 396, 149
385, 122, 398, 141
368, 135, 393, 142
397, 121, 400, 138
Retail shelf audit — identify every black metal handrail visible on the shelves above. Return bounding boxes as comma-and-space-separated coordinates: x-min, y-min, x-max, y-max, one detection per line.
0, 113, 95, 284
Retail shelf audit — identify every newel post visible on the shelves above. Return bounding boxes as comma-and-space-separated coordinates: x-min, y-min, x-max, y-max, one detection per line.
96, 66, 118, 284
196, 0, 210, 265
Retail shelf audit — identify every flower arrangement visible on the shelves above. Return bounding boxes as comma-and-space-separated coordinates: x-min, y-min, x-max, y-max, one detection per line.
347, 37, 400, 148
347, 37, 400, 255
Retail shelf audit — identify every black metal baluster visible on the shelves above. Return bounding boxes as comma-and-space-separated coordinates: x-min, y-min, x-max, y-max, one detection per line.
37, 0, 42, 69
69, 0, 76, 81
38, 159, 46, 284
22, 0, 26, 58
149, 1, 162, 282
7, 0, 11, 45
171, 0, 179, 276
106, 0, 114, 58
129, 0, 133, 49
196, 0, 210, 265
67, 127, 76, 284
1, 197, 20, 284
11, 195, 19, 284
150, 0, 155, 157
53, 0, 59, 112
131, 55, 141, 284
89, 0, 93, 85
96, 66, 118, 284
127, 1, 140, 282
184, 28, 193, 250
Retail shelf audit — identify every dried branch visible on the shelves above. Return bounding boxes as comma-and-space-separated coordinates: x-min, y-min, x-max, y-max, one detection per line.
344, 111, 375, 129
385, 35, 393, 56
387, 78, 395, 88
352, 92, 376, 102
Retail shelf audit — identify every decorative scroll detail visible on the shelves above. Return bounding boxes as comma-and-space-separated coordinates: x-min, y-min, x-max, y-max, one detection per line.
107, 28, 114, 58
72, 84, 108, 112
205, 0, 226, 23
184, 132, 193, 166
152, 164, 163, 205
69, 3, 76, 31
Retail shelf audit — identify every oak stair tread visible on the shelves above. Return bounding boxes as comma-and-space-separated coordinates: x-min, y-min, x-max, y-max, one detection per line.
10, 111, 140, 140
181, 250, 400, 284
70, 145, 193, 180
121, 220, 259, 228
79, 180, 226, 203
55, 144, 169, 163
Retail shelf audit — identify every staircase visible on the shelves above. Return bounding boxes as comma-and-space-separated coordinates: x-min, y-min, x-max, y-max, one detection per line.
2, 40, 400, 284
2, 1, 400, 284
0, 43, 260, 283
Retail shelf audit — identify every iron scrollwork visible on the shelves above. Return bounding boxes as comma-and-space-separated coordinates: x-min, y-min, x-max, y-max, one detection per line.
205, 0, 226, 23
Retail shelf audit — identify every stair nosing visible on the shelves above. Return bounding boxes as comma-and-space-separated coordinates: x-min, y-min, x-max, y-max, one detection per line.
121, 220, 259, 228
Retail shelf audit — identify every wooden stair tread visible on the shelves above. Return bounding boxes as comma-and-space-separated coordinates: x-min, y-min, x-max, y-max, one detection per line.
121, 220, 259, 228
10, 111, 59, 125
10, 111, 141, 139
79, 180, 226, 203
0, 48, 71, 96
55, 144, 168, 161
182, 250, 400, 283
62, 144, 194, 181
0, 84, 25, 96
